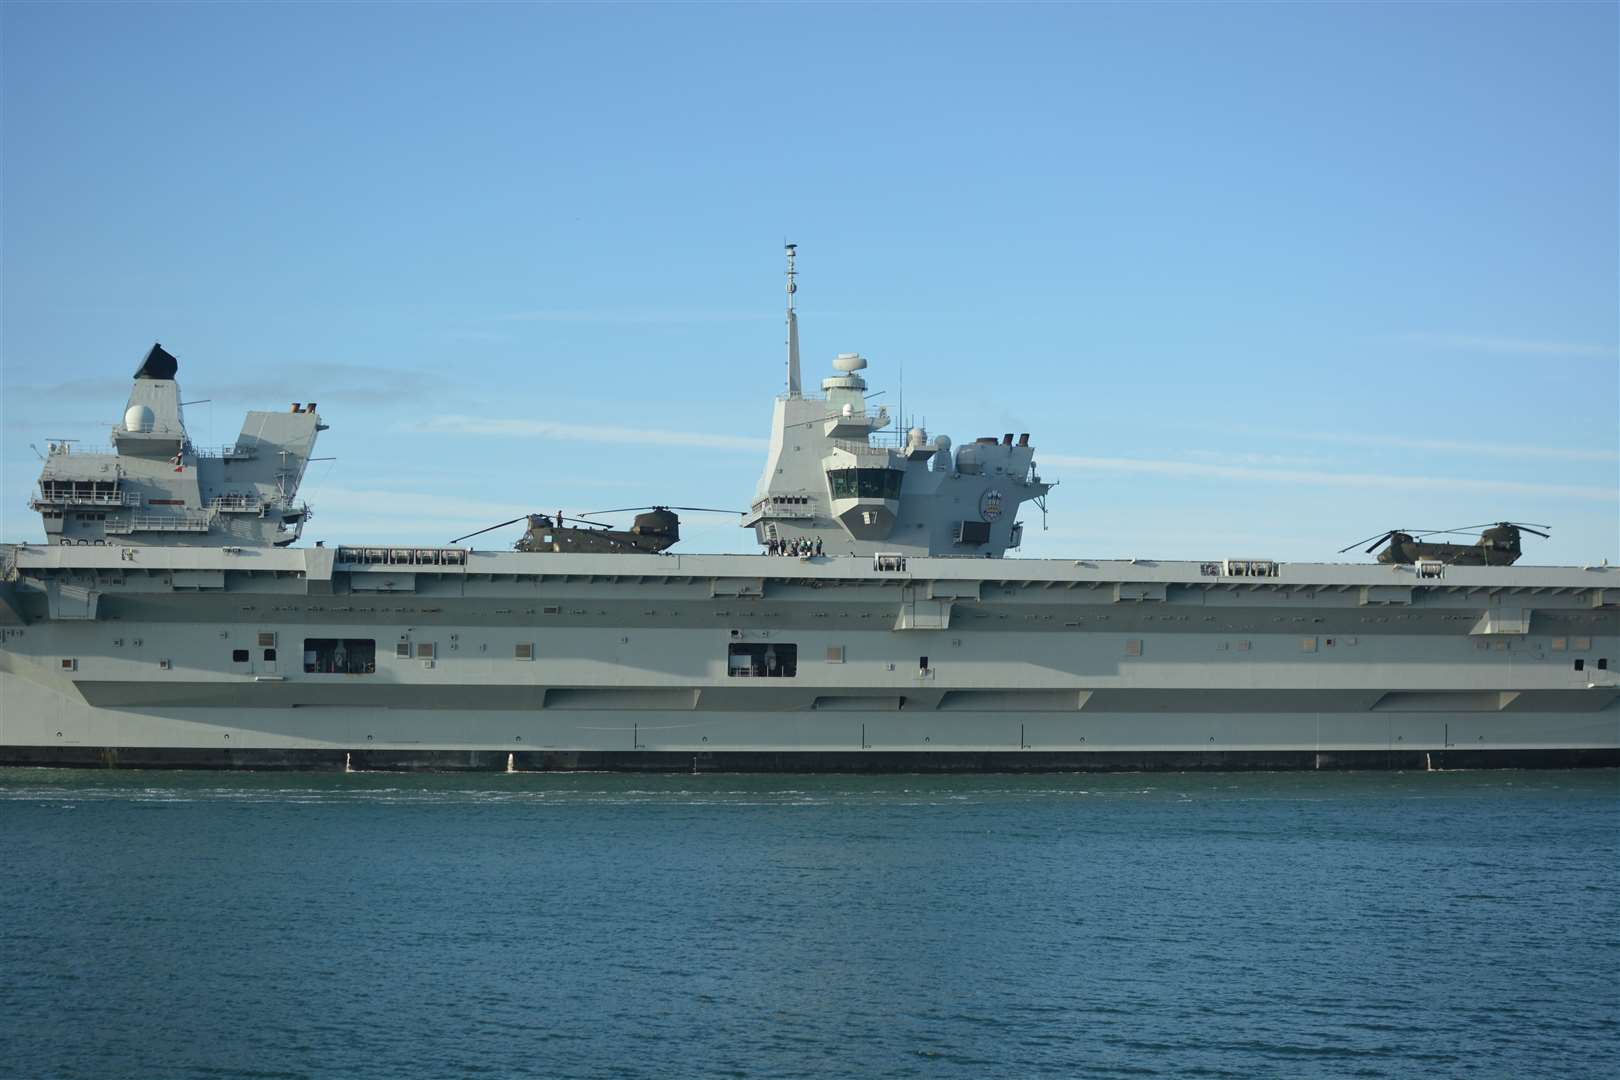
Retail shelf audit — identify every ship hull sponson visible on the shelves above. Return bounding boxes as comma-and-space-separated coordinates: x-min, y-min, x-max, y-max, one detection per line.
1, 546, 1617, 770
2, 672, 1615, 771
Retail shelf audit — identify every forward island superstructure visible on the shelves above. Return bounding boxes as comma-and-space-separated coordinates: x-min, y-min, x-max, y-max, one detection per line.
2, 252, 1616, 770
31, 344, 323, 549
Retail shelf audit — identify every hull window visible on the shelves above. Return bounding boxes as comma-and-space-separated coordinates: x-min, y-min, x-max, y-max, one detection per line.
727, 643, 797, 678
304, 638, 377, 675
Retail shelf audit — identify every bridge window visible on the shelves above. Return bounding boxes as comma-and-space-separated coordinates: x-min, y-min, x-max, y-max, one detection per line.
827, 468, 902, 499
304, 638, 377, 674
727, 642, 797, 678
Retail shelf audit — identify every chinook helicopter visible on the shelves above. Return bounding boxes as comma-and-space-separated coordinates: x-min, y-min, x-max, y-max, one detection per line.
449, 506, 737, 555
1338, 522, 1550, 567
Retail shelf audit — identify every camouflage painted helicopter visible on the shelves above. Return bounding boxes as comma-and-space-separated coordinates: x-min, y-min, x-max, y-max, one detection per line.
450, 506, 737, 555
1338, 522, 1551, 566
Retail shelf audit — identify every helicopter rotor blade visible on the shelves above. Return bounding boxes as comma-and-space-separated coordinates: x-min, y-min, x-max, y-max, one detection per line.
1364, 533, 1395, 554
580, 504, 742, 517
1493, 521, 1552, 538
1421, 522, 1551, 544
1439, 521, 1552, 536
448, 515, 529, 545
1339, 530, 1394, 554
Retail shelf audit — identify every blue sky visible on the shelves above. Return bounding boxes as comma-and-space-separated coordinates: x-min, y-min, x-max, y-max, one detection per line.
3, 2, 1615, 563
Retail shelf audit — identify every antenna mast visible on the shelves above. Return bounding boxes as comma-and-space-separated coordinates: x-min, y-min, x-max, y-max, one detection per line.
785, 242, 801, 397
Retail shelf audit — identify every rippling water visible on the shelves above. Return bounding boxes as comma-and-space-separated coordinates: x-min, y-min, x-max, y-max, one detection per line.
2, 769, 1616, 1079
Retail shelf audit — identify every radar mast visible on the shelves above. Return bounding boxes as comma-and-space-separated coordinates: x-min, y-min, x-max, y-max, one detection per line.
785, 242, 801, 397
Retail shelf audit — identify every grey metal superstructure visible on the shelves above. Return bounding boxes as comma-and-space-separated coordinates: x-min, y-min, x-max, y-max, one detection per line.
743, 244, 1050, 559
33, 345, 323, 549
1, 258, 1616, 771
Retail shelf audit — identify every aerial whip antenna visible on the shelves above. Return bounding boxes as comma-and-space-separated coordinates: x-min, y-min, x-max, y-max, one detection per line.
785, 242, 801, 397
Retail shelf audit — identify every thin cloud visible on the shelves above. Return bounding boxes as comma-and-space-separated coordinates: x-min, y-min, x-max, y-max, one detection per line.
442, 329, 516, 345
498, 309, 774, 325
315, 486, 526, 525
1040, 453, 1618, 503
3, 363, 441, 407
201, 364, 440, 405
413, 415, 769, 452
1, 376, 131, 405
1185, 448, 1328, 467
1198, 425, 1617, 464
1404, 334, 1618, 359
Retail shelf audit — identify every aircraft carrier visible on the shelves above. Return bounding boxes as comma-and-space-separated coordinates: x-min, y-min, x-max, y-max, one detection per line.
2, 249, 1617, 771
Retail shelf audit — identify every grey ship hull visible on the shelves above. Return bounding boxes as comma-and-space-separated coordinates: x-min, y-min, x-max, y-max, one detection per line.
3, 545, 1616, 771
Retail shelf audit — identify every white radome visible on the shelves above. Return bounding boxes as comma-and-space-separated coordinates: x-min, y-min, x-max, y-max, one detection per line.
123, 404, 155, 433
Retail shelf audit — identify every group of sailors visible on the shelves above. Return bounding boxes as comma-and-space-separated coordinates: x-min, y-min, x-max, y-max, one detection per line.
766, 536, 823, 557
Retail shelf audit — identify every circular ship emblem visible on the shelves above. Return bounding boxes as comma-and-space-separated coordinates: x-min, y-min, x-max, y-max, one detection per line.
979, 489, 1004, 522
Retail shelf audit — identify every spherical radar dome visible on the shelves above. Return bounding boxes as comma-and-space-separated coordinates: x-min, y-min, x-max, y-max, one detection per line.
124, 404, 156, 433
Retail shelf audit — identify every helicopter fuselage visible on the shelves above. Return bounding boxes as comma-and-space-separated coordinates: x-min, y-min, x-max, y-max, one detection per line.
1377, 531, 1523, 566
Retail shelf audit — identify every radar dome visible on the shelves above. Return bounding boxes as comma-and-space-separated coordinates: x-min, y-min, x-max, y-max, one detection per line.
123, 404, 155, 433
832, 352, 868, 373
933, 434, 952, 452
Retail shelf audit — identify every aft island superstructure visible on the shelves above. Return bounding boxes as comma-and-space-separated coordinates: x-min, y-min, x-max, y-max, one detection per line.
2, 252, 1616, 771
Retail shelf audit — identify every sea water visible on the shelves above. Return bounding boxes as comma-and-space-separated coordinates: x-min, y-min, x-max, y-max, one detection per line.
1, 769, 1616, 1079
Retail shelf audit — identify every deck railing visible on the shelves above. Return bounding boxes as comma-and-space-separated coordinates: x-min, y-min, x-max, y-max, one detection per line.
336, 547, 468, 566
